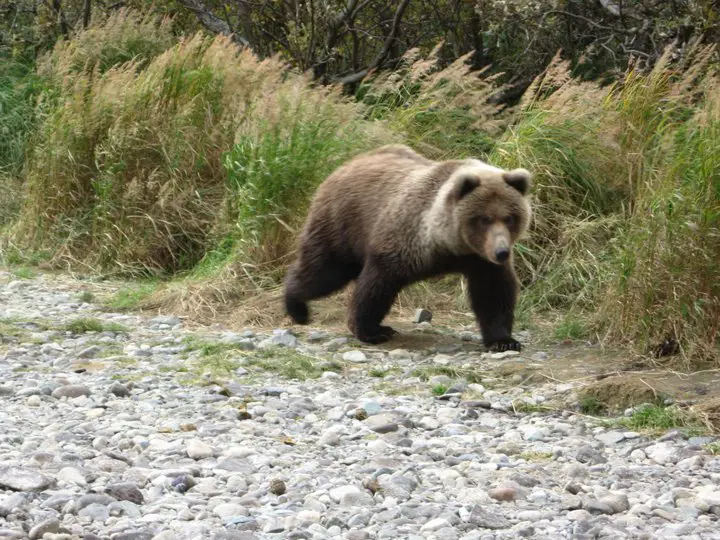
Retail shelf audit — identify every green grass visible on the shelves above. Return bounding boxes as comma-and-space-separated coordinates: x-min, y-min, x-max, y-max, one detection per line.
181, 335, 344, 381
704, 442, 720, 455
579, 396, 606, 416
431, 384, 448, 396
78, 291, 96, 303
610, 405, 707, 435
63, 318, 129, 334
554, 315, 588, 341
10, 267, 35, 280
105, 283, 158, 310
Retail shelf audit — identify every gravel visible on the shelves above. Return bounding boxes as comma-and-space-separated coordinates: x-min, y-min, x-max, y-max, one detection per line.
1, 271, 719, 539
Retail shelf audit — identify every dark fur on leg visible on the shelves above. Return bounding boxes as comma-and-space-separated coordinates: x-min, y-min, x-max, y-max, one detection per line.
466, 262, 521, 352
284, 257, 358, 325
349, 262, 402, 344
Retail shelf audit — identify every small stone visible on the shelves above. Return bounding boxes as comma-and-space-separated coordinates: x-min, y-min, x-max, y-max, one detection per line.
213, 503, 248, 519
596, 431, 626, 445
28, 518, 60, 540
468, 505, 511, 529
531, 352, 549, 361
109, 383, 130, 397
0, 493, 26, 517
269, 479, 286, 495
78, 502, 110, 522
645, 442, 679, 465
364, 414, 399, 433
343, 350, 368, 363
413, 309, 432, 323
77, 494, 116, 509
575, 445, 606, 464
489, 487, 518, 502
584, 499, 616, 515
57, 466, 86, 486
600, 493, 630, 513
318, 430, 341, 446
329, 485, 374, 506
77, 345, 101, 358
418, 417, 440, 430
51, 385, 91, 399
151, 315, 181, 326
0, 386, 15, 397
420, 518, 449, 532
186, 439, 213, 460
0, 467, 54, 492
105, 483, 144, 504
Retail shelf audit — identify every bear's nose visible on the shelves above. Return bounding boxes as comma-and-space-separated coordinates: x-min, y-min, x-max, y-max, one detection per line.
495, 247, 510, 262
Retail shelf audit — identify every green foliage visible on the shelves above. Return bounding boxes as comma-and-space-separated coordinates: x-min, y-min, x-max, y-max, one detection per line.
554, 315, 588, 341
579, 396, 606, 416
63, 317, 129, 334
431, 384, 448, 396
615, 405, 706, 435
106, 283, 158, 310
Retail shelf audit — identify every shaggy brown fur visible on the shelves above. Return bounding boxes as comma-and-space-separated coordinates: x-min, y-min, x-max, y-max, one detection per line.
284, 144, 533, 350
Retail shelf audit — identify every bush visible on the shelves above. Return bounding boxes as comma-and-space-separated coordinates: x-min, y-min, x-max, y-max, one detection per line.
487, 47, 719, 362
0, 59, 47, 227
10, 16, 392, 275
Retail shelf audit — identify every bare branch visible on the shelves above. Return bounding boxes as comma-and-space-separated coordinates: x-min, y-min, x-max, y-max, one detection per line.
176, 0, 250, 47
336, 0, 412, 86
82, 0, 91, 28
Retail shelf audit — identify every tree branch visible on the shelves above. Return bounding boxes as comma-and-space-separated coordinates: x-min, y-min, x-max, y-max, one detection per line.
335, 0, 412, 86
177, 0, 250, 47
82, 0, 92, 28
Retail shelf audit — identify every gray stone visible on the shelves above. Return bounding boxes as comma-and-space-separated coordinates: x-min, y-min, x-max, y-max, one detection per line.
28, 518, 60, 540
413, 309, 432, 323
109, 382, 130, 397
468, 505, 511, 529
78, 502, 110, 521
51, 385, 91, 399
364, 414, 399, 433
343, 350, 368, 363
0, 467, 54, 492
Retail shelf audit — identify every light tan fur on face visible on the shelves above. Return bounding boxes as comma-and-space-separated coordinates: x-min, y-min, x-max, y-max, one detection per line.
422, 162, 532, 263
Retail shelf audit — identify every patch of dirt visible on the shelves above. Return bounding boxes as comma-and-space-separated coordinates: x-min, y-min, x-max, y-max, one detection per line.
578, 376, 665, 412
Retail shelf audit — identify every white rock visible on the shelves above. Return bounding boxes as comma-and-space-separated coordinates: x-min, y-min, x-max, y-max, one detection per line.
186, 439, 213, 460
420, 518, 450, 532
342, 350, 368, 363
57, 467, 87, 487
644, 442, 679, 465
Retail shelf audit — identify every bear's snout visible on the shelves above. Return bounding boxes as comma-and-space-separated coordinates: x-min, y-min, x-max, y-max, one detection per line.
495, 247, 510, 262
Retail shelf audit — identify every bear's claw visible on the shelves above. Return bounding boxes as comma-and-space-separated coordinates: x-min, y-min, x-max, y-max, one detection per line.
487, 338, 522, 352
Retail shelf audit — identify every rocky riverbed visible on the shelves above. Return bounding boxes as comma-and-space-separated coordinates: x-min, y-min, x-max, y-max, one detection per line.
1, 270, 719, 540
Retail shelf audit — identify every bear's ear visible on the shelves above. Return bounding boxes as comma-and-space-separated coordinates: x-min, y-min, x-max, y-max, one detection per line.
503, 168, 532, 195
451, 174, 480, 201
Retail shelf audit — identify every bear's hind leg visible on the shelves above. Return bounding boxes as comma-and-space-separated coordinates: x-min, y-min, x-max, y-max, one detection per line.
284, 257, 357, 325
349, 262, 402, 344
466, 263, 521, 352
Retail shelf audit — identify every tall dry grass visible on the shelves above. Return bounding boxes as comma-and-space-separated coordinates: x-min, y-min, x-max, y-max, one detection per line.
490, 45, 719, 364
10, 19, 392, 275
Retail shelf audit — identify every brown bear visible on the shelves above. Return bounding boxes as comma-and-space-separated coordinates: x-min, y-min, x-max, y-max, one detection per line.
283, 144, 533, 351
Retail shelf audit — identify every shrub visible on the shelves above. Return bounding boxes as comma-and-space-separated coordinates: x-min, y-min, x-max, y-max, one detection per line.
11, 17, 392, 275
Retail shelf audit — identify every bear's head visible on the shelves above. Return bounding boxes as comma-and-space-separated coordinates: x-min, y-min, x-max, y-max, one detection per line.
446, 161, 533, 264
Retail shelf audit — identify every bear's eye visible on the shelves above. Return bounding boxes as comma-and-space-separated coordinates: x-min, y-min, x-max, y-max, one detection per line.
475, 216, 492, 226
503, 215, 516, 227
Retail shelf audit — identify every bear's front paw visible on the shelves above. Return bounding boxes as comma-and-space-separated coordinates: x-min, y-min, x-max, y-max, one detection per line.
356, 332, 391, 345
378, 325, 398, 337
487, 338, 522, 352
